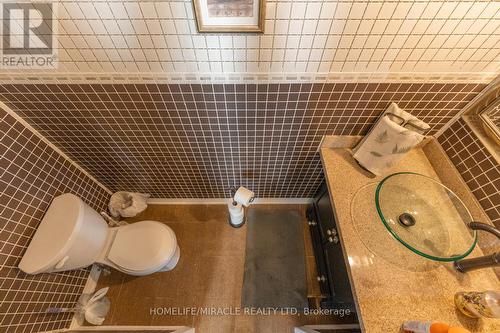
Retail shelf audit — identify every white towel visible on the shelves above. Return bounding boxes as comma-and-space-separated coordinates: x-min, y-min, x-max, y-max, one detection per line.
352, 103, 429, 176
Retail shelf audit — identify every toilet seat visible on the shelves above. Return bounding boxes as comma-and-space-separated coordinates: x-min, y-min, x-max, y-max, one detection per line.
107, 220, 177, 274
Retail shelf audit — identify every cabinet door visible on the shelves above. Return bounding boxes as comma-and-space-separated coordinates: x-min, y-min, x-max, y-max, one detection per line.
307, 206, 331, 296
315, 184, 355, 309
323, 239, 355, 307
315, 184, 338, 240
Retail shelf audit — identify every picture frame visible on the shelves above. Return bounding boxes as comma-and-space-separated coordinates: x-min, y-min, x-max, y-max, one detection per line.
193, 0, 265, 33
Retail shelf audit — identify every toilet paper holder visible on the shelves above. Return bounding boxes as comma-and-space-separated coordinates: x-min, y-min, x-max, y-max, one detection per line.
229, 186, 255, 206
229, 186, 238, 203
228, 186, 255, 228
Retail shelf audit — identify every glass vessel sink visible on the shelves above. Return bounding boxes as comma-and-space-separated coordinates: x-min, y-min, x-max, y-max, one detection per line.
375, 172, 477, 262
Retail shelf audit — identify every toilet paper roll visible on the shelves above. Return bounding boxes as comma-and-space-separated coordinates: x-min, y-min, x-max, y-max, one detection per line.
233, 187, 254, 207
228, 199, 245, 226
228, 198, 242, 212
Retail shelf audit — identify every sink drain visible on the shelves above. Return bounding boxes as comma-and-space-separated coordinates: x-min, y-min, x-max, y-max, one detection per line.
398, 213, 416, 227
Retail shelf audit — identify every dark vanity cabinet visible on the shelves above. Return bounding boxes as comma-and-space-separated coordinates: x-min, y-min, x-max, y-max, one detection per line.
307, 182, 356, 311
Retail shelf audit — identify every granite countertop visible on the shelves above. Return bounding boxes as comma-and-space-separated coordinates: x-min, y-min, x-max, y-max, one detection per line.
320, 138, 499, 333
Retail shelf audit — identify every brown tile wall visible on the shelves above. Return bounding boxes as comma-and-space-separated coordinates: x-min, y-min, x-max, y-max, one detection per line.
0, 108, 110, 332
438, 118, 500, 228
0, 82, 485, 198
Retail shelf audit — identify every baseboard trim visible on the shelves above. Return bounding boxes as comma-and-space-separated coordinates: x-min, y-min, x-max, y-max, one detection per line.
147, 198, 313, 205
295, 324, 361, 332
65, 326, 192, 332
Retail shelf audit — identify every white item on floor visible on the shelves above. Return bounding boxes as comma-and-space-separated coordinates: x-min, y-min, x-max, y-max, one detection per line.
45, 287, 110, 326
228, 199, 245, 227
77, 287, 111, 325
108, 191, 150, 218
233, 186, 255, 207
352, 103, 429, 176
19, 193, 180, 276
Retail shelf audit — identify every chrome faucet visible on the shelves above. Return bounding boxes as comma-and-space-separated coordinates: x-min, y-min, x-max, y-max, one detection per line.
454, 222, 500, 273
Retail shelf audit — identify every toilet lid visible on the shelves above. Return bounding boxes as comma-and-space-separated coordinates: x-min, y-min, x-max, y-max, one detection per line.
107, 221, 176, 272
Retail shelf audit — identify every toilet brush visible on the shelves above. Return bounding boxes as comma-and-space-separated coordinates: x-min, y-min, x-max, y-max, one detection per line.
44, 287, 111, 326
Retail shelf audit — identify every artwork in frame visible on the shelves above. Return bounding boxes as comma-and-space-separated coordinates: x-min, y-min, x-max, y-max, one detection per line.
193, 0, 265, 32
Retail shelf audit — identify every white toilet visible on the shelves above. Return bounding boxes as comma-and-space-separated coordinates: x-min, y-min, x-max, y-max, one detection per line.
19, 193, 180, 276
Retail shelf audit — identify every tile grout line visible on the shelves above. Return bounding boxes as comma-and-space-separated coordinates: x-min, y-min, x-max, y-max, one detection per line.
434, 74, 500, 138
0, 101, 113, 195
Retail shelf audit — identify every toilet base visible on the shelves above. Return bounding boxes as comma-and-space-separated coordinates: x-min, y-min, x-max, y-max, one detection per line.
159, 245, 180, 272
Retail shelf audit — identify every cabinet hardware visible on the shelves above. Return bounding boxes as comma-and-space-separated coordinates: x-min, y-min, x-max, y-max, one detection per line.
328, 236, 339, 244
326, 228, 337, 236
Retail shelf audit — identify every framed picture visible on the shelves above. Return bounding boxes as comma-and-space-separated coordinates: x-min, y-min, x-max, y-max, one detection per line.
193, 0, 265, 33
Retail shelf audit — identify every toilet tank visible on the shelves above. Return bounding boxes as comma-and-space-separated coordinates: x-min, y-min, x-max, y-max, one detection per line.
19, 193, 109, 274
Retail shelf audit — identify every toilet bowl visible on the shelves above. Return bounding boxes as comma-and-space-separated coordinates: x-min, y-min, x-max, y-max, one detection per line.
19, 193, 180, 276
